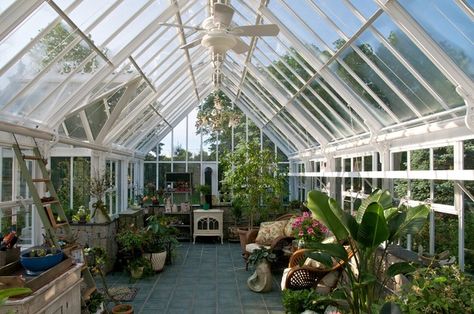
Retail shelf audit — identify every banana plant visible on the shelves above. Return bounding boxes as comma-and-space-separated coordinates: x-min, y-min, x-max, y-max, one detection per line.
306, 189, 430, 313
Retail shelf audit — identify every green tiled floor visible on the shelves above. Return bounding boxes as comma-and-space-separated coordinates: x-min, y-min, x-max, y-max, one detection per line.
104, 242, 285, 314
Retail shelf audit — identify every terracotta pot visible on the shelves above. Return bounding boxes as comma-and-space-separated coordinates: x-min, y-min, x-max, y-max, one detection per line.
112, 304, 134, 314
247, 260, 272, 292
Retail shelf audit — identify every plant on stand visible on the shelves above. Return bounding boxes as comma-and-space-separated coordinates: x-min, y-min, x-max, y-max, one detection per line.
90, 172, 111, 223
71, 205, 90, 224
247, 247, 277, 293
196, 184, 212, 209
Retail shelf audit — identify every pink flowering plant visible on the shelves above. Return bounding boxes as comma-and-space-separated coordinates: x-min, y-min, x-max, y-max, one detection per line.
292, 211, 328, 243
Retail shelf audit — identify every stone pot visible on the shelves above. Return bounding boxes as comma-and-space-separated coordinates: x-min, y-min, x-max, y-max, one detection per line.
247, 260, 272, 292
130, 266, 144, 279
143, 251, 167, 272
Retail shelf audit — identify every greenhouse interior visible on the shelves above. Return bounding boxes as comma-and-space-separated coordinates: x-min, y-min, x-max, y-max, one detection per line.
0, 0, 473, 313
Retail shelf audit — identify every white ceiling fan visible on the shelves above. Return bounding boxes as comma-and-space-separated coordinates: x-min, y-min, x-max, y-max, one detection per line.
160, 2, 280, 55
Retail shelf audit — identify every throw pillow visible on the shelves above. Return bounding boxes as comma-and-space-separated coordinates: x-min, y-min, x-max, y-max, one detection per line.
284, 216, 298, 237
255, 220, 288, 245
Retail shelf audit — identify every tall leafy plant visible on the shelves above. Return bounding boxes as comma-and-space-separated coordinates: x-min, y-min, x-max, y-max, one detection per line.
221, 139, 284, 227
306, 189, 430, 313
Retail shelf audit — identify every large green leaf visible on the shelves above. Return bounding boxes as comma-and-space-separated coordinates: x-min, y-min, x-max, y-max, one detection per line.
387, 210, 407, 242
0, 287, 32, 305
357, 202, 389, 248
393, 204, 430, 240
386, 262, 417, 277
356, 189, 392, 223
307, 190, 348, 241
306, 242, 349, 262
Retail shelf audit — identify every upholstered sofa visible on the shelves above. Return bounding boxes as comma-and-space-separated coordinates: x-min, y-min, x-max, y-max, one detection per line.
238, 213, 296, 269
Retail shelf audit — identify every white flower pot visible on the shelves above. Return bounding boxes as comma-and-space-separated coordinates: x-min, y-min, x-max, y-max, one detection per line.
144, 251, 167, 272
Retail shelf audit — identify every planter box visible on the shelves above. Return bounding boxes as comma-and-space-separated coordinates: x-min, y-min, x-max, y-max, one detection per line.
0, 247, 20, 266
70, 220, 117, 273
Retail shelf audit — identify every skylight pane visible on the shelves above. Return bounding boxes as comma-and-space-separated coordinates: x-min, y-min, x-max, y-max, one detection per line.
399, 0, 474, 80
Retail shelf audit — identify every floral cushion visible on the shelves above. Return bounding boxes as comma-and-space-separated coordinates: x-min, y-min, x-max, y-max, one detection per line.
284, 216, 298, 237
255, 220, 288, 245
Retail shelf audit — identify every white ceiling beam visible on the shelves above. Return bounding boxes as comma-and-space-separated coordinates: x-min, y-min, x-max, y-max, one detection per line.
95, 79, 141, 144
0, 0, 43, 42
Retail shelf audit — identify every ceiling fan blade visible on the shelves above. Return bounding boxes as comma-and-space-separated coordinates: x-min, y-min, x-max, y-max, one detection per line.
159, 22, 203, 31
230, 24, 280, 37
213, 3, 234, 27
231, 38, 250, 54
180, 37, 203, 50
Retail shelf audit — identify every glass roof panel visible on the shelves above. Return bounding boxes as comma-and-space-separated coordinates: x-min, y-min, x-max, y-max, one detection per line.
264, 121, 297, 153
280, 0, 342, 52
64, 113, 87, 140
346, 0, 379, 20
372, 13, 465, 112
399, 0, 474, 80
0, 3, 57, 70
313, 0, 364, 38
267, 0, 333, 62
275, 108, 318, 147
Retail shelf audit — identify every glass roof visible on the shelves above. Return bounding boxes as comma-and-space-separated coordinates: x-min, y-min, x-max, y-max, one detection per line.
0, 0, 472, 156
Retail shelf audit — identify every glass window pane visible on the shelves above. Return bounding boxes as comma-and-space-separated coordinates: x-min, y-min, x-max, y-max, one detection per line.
410, 149, 429, 170
433, 146, 453, 170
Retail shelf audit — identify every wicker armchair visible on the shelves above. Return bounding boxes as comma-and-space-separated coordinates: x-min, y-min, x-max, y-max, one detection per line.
282, 247, 353, 292
239, 213, 295, 270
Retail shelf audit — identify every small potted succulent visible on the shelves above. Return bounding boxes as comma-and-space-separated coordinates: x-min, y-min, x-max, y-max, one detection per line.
72, 205, 90, 224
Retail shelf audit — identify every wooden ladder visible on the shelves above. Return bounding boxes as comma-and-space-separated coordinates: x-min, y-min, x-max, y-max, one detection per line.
12, 135, 97, 307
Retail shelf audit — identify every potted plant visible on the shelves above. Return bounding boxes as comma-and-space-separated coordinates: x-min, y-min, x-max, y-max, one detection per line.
221, 139, 284, 249
20, 246, 63, 273
128, 256, 151, 279
116, 225, 150, 278
144, 216, 178, 271
305, 189, 430, 313
247, 247, 277, 293
196, 184, 212, 209
71, 205, 90, 224
84, 246, 118, 307
86, 290, 105, 314
90, 172, 111, 223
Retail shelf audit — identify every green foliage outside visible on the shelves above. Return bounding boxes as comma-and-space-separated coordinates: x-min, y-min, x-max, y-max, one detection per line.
39, 23, 102, 73
52, 157, 90, 221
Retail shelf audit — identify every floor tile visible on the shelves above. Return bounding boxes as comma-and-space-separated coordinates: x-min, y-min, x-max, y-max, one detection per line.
105, 243, 283, 313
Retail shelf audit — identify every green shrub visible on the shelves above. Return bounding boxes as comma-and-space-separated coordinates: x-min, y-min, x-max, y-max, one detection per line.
387, 265, 474, 313
281, 289, 330, 314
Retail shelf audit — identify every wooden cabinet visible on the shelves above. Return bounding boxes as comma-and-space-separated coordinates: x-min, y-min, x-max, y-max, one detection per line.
193, 209, 224, 244
2, 264, 82, 314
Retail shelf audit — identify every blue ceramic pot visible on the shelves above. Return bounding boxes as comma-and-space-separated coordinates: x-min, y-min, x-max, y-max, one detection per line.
20, 247, 63, 272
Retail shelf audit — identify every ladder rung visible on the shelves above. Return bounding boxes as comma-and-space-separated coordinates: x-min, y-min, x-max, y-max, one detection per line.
82, 287, 97, 300
32, 178, 50, 183
22, 155, 42, 160
42, 199, 60, 205
53, 222, 69, 228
